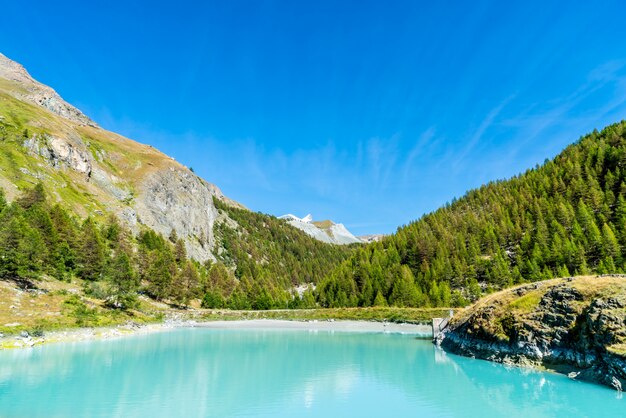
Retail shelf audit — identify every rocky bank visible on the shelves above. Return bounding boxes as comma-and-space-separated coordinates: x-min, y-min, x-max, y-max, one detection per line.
436, 275, 626, 391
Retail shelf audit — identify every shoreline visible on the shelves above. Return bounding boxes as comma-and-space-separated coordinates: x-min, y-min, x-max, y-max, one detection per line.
437, 328, 626, 392
0, 321, 169, 350
435, 277, 626, 392
0, 318, 432, 350
194, 319, 432, 334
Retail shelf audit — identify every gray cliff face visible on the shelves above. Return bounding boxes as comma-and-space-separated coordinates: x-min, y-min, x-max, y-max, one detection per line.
437, 277, 626, 391
135, 167, 220, 261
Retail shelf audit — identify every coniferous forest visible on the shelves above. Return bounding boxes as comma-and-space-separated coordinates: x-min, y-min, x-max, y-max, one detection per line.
317, 121, 626, 308
0, 183, 354, 310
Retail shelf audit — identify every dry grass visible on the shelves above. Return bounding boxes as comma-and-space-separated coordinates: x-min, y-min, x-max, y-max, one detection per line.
0, 280, 73, 335
570, 275, 626, 298
453, 275, 626, 323
0, 279, 159, 336
607, 342, 626, 357
312, 220, 333, 229
449, 275, 626, 345
507, 290, 544, 313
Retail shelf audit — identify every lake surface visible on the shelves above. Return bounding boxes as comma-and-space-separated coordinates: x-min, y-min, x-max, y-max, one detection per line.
0, 328, 622, 417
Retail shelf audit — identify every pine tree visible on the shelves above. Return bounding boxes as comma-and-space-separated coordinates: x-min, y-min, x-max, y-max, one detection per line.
17, 182, 46, 210
103, 215, 122, 245
389, 266, 420, 307
0, 188, 6, 212
50, 204, 78, 248
300, 289, 317, 308
78, 218, 106, 281
52, 242, 75, 280
373, 291, 388, 307
206, 262, 236, 298
174, 239, 187, 266
557, 264, 571, 278
106, 249, 139, 309
171, 261, 199, 306
0, 213, 45, 283
601, 223, 620, 261
168, 229, 178, 243
146, 251, 176, 301
201, 290, 224, 309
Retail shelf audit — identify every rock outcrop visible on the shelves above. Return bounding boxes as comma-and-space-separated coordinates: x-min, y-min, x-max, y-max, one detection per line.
134, 167, 220, 260
436, 276, 626, 391
24, 134, 92, 177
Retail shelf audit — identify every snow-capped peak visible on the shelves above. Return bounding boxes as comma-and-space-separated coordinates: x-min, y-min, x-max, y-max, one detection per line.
278, 213, 362, 245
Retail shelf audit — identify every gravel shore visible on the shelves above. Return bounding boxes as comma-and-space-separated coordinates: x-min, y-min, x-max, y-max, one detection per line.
195, 319, 432, 334
0, 319, 432, 350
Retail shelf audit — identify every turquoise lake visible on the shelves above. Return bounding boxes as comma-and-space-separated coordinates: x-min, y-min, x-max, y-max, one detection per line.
0, 328, 623, 417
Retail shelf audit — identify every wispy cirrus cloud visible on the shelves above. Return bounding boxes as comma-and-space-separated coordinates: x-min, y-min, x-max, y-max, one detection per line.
87, 60, 626, 235
450, 94, 516, 170
498, 60, 626, 164
402, 126, 436, 183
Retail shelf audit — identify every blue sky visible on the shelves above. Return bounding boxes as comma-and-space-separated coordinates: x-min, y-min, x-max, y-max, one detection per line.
3, 1, 626, 235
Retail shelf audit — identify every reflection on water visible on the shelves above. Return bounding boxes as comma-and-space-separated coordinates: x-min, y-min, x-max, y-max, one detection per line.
0, 329, 622, 417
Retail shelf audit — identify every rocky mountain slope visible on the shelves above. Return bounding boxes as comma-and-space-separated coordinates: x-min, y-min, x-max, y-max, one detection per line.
0, 53, 357, 313
0, 52, 231, 261
278, 214, 362, 245
437, 276, 626, 391
358, 234, 385, 243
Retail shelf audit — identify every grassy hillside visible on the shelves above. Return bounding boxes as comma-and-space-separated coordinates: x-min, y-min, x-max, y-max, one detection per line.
317, 121, 626, 308
0, 83, 172, 217
0, 278, 160, 338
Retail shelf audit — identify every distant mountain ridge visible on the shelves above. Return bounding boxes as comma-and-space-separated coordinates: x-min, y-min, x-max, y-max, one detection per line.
278, 213, 362, 245
358, 234, 385, 243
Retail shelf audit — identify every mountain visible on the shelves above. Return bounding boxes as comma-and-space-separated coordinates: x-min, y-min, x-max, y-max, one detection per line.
0, 53, 354, 311
317, 121, 626, 308
358, 234, 385, 244
278, 213, 362, 245
0, 52, 228, 261
212, 202, 355, 293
